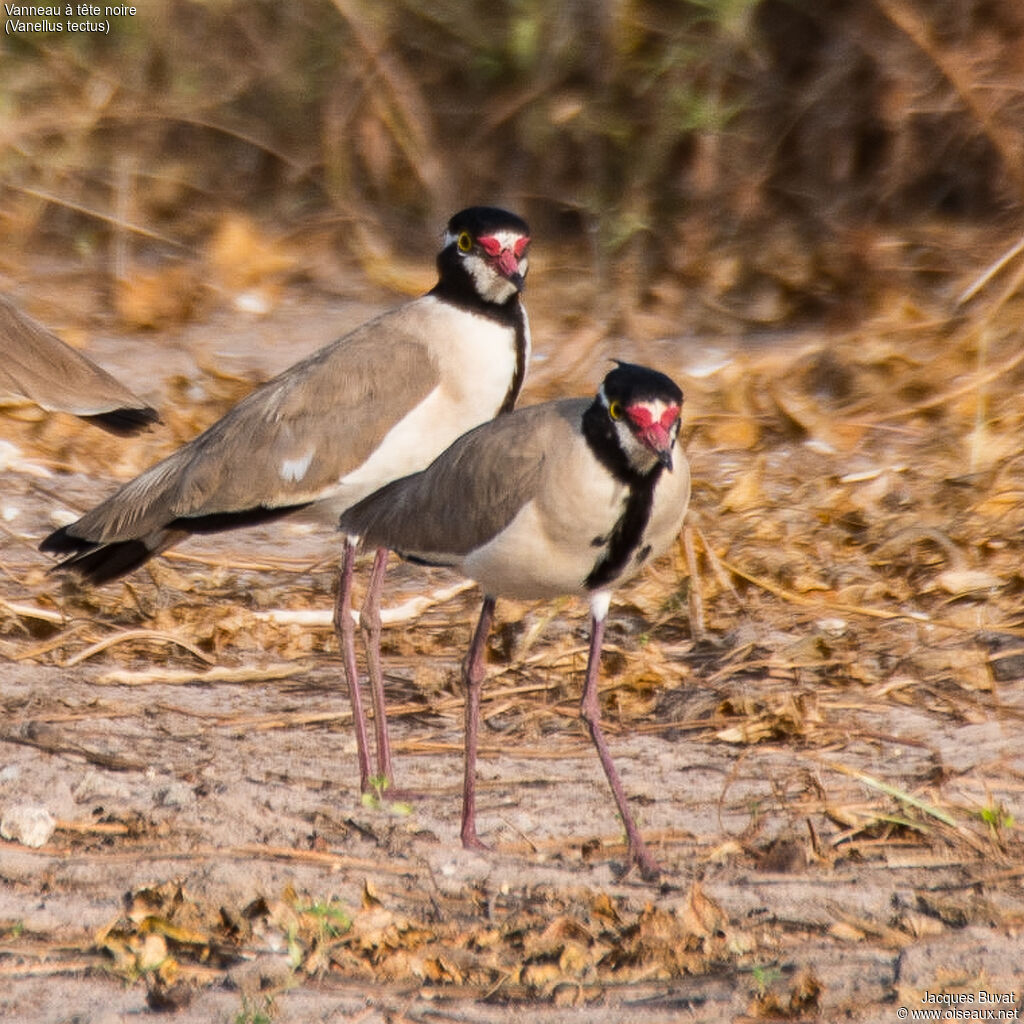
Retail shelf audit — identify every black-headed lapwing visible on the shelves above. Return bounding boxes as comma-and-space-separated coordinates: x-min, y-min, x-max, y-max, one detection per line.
1, 294, 159, 435
340, 362, 690, 879
40, 206, 532, 792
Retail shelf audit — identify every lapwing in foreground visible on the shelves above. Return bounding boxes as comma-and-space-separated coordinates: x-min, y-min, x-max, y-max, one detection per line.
1, 293, 159, 435
40, 206, 532, 793
340, 362, 690, 879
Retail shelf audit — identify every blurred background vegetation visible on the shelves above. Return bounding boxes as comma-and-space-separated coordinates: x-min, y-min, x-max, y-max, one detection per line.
2, 0, 1024, 334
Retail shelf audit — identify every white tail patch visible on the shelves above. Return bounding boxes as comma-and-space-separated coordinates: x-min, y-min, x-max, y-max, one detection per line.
280, 450, 314, 483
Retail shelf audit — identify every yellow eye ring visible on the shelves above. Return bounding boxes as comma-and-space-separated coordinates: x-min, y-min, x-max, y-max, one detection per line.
457, 231, 473, 253
609, 400, 622, 420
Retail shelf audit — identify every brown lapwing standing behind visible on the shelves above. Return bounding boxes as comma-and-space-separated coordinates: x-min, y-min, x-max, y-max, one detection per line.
40, 206, 532, 793
340, 362, 690, 879
1, 294, 159, 435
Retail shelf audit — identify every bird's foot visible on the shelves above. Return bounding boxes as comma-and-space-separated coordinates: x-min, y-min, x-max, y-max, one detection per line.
630, 845, 662, 883
460, 830, 491, 853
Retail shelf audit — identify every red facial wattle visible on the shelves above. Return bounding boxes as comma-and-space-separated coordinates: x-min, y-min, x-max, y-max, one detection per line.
626, 403, 680, 468
478, 234, 530, 282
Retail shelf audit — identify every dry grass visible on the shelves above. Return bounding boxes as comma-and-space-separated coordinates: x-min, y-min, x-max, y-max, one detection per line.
4, 1, 1024, 325
2, 238, 1023, 1015
2, 2, 1024, 1017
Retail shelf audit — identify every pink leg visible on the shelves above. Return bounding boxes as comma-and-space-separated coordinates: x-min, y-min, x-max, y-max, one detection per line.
359, 547, 394, 789
333, 540, 371, 792
461, 596, 496, 851
579, 607, 662, 881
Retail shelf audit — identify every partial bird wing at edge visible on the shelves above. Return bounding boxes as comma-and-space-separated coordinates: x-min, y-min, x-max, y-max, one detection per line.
0, 294, 158, 430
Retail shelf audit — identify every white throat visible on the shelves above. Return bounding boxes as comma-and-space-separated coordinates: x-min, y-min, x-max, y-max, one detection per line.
445, 228, 527, 305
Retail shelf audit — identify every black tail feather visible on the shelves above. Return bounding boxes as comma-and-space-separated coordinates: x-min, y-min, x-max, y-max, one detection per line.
83, 406, 161, 436
40, 501, 315, 585
53, 540, 156, 584
39, 524, 93, 556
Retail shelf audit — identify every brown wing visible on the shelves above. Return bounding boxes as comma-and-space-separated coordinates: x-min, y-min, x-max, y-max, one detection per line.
340, 399, 587, 560
0, 294, 158, 434
57, 305, 440, 545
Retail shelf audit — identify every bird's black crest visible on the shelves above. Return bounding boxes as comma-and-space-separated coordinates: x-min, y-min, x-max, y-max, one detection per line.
583, 362, 683, 486
444, 206, 530, 240
581, 361, 684, 590
431, 205, 530, 340
603, 360, 683, 407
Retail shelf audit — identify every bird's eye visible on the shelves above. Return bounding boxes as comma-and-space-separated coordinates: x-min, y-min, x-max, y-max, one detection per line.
609, 400, 622, 420
457, 231, 473, 253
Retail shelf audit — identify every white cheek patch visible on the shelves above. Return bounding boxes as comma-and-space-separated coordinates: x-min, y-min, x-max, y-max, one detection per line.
616, 421, 655, 466
467, 258, 518, 304
281, 450, 315, 483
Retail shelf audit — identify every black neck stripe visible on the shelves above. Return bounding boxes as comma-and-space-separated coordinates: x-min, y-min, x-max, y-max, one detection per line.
582, 399, 662, 590
499, 309, 528, 414
430, 247, 528, 415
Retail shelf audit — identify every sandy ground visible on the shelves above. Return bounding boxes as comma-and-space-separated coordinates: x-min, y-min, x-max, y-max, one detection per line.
1, 280, 1023, 1023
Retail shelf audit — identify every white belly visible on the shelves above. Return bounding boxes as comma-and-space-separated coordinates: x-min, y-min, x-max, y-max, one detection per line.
462, 443, 691, 600
462, 498, 598, 599
329, 298, 522, 515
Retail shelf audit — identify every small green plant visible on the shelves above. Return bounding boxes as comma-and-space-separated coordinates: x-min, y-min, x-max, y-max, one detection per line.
978, 800, 1015, 838
360, 773, 388, 809
662, 586, 687, 614
751, 963, 783, 996
300, 899, 351, 942
360, 775, 413, 816
233, 993, 275, 1024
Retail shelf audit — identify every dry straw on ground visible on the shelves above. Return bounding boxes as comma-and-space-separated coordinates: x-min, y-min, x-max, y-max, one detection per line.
0, 231, 1022, 1020
2, 3, 1024, 1012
